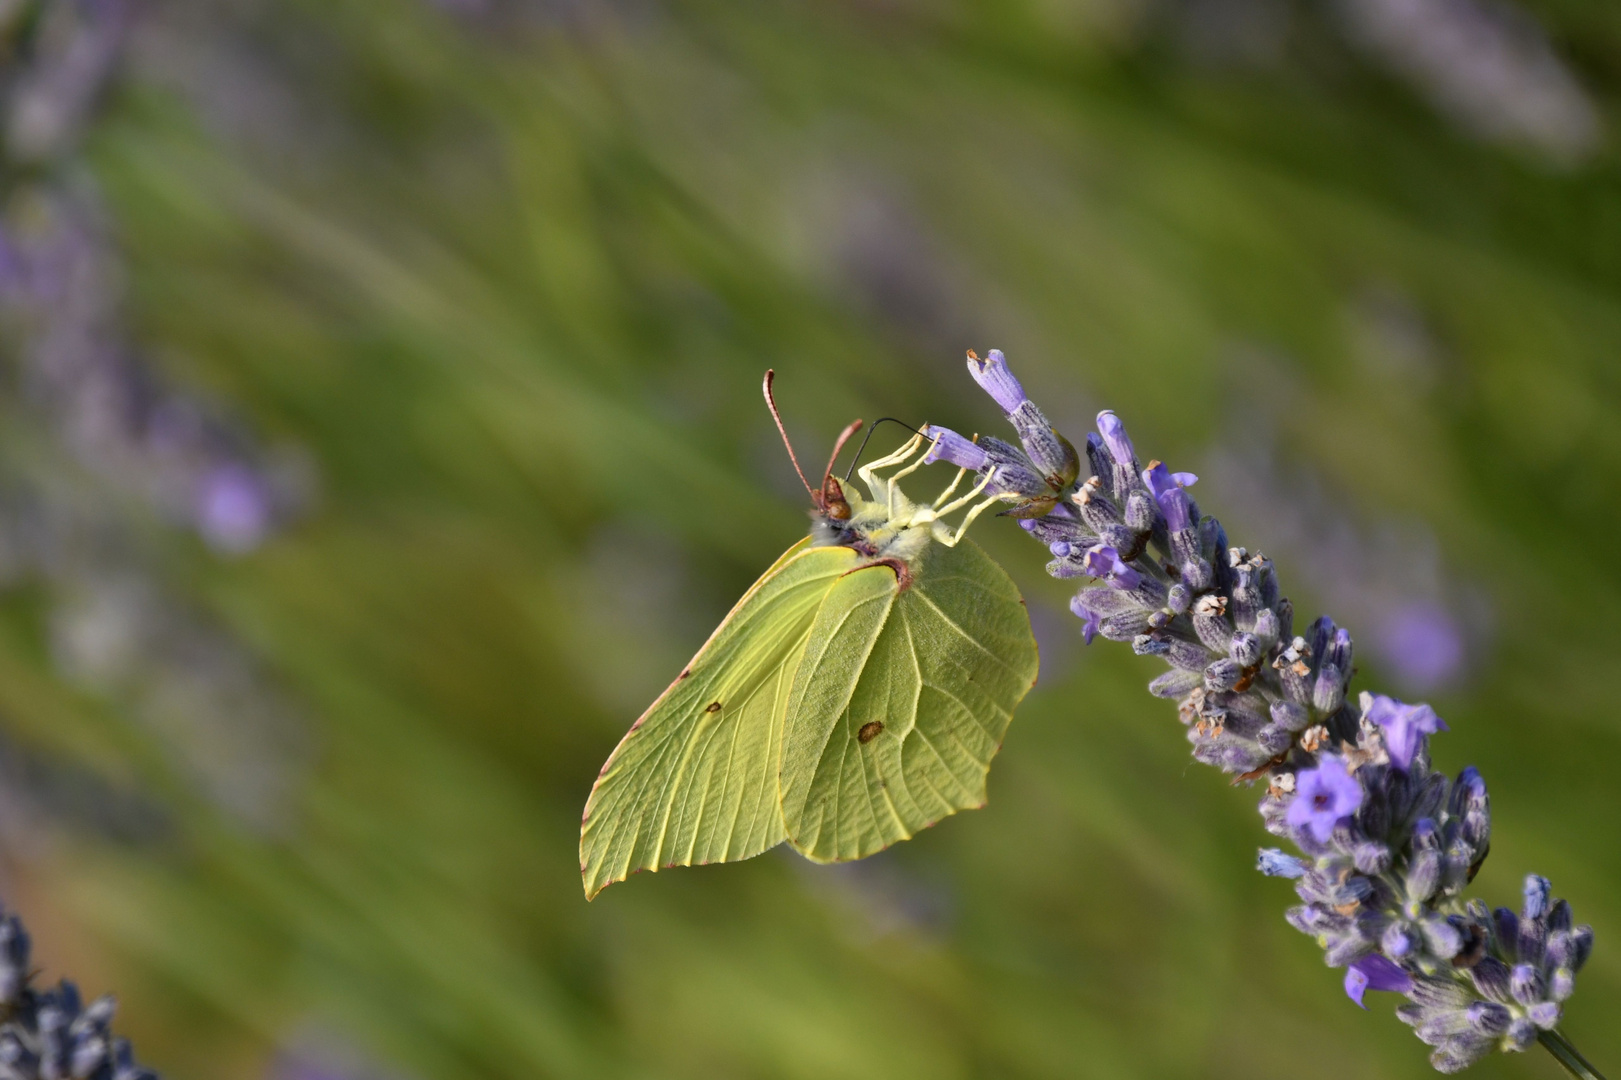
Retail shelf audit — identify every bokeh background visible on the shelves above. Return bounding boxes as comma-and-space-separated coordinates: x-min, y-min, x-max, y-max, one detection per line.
1, 0, 1618, 1077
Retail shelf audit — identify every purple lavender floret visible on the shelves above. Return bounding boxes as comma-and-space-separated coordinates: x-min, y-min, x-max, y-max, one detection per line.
921, 425, 990, 471
947, 349, 1598, 1075
1286, 757, 1363, 844
966, 349, 1027, 414
0, 902, 159, 1079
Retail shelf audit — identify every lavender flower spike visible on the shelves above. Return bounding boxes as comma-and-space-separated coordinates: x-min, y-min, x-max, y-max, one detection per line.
941, 375, 1602, 1077
921, 425, 990, 471
966, 349, 1028, 414
0, 901, 159, 1079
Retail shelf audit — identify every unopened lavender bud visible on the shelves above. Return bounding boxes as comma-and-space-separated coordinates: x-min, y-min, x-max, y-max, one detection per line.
1571, 925, 1594, 970
1229, 632, 1263, 667
1352, 841, 1391, 875
1124, 489, 1156, 532
1257, 848, 1307, 878
1504, 1016, 1538, 1052
1007, 401, 1078, 484
1383, 923, 1415, 959
921, 425, 990, 471
1312, 664, 1346, 714
1099, 611, 1151, 641
1165, 639, 1213, 672
1148, 669, 1202, 698
1324, 628, 1352, 675
1527, 1001, 1562, 1030
1509, 964, 1545, 1007
1270, 700, 1308, 731
1421, 916, 1462, 958
1084, 435, 1111, 491
1550, 967, 1576, 1001
1493, 908, 1519, 956
1256, 724, 1292, 756
1133, 635, 1171, 657
1251, 607, 1280, 645
1548, 899, 1572, 933
1465, 1001, 1512, 1036
967, 349, 1028, 414
1407, 850, 1442, 902
1167, 582, 1192, 614
1180, 556, 1213, 591
1469, 957, 1513, 1003
1204, 658, 1243, 692
1522, 875, 1552, 921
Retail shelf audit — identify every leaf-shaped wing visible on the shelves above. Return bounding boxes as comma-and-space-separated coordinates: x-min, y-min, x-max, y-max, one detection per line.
779, 539, 1039, 862
580, 540, 857, 898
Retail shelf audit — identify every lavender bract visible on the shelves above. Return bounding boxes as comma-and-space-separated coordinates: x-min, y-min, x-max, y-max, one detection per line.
947, 349, 1597, 1075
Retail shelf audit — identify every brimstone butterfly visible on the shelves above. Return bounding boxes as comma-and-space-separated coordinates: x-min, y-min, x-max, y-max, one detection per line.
579, 372, 1040, 898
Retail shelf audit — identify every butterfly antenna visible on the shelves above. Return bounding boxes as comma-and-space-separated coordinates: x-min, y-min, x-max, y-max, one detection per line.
823, 419, 863, 486
762, 370, 817, 499
843, 417, 926, 481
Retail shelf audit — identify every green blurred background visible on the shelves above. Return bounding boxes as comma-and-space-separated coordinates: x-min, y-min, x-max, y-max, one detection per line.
1, 0, 1618, 1077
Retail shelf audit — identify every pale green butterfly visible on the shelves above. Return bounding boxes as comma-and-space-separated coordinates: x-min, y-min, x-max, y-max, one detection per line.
579, 372, 1040, 898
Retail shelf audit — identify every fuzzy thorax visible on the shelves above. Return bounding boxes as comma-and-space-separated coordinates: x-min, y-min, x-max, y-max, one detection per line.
809, 437, 999, 563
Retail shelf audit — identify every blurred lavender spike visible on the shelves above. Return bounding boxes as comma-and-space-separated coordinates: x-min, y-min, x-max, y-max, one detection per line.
950, 349, 1601, 1078
0, 901, 159, 1079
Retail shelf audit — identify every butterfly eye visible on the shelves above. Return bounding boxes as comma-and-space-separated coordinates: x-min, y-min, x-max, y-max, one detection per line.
821, 476, 852, 521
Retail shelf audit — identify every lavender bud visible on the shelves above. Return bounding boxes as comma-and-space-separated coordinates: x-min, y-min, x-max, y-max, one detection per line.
1421, 916, 1462, 959
1095, 410, 1135, 466
1084, 435, 1111, 492
1229, 632, 1263, 668
967, 349, 1028, 413
1548, 899, 1572, 933
1518, 916, 1548, 969
1504, 1017, 1538, 1052
1312, 663, 1346, 714
1469, 957, 1514, 1004
1251, 607, 1280, 646
1099, 611, 1151, 641
1550, 967, 1576, 1001
1204, 659, 1243, 692
1166, 582, 1192, 614
1523, 875, 1552, 921
1544, 930, 1574, 969
1007, 401, 1078, 485
1257, 849, 1307, 878
1571, 925, 1594, 971
1527, 1001, 1562, 1030
1256, 724, 1292, 755
1493, 908, 1519, 957
1351, 842, 1391, 875
1165, 639, 1213, 672
1465, 1001, 1512, 1036
1383, 923, 1415, 959
1407, 851, 1442, 903
1270, 700, 1308, 731
1133, 635, 1171, 657
1123, 490, 1156, 534
1509, 964, 1545, 1006
1149, 669, 1203, 698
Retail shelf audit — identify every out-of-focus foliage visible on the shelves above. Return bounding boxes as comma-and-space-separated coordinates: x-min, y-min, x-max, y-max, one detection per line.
1, 0, 1618, 1077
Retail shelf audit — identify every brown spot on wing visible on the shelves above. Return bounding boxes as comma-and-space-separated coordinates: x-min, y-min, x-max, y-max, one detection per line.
704, 701, 722, 713
857, 721, 884, 744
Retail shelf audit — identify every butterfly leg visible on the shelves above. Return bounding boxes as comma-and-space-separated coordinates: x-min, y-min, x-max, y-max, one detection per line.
932, 468, 995, 519
932, 492, 1002, 548
930, 466, 969, 509
857, 432, 925, 496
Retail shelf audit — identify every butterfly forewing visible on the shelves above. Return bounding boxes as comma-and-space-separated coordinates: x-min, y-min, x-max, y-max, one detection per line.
779, 539, 1040, 862
580, 540, 859, 898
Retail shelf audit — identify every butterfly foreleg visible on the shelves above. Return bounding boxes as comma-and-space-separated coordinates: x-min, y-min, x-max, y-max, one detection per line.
932, 468, 995, 519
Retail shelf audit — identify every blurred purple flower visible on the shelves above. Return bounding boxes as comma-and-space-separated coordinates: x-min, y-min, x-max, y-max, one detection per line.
196, 463, 272, 555
1095, 410, 1134, 466
921, 425, 989, 471
1377, 601, 1465, 690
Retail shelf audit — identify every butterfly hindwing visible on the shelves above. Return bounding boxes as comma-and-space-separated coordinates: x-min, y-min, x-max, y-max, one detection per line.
580, 540, 859, 898
779, 538, 1040, 862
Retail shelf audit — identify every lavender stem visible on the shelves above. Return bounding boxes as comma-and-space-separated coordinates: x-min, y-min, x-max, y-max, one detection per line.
1541, 1031, 1607, 1080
